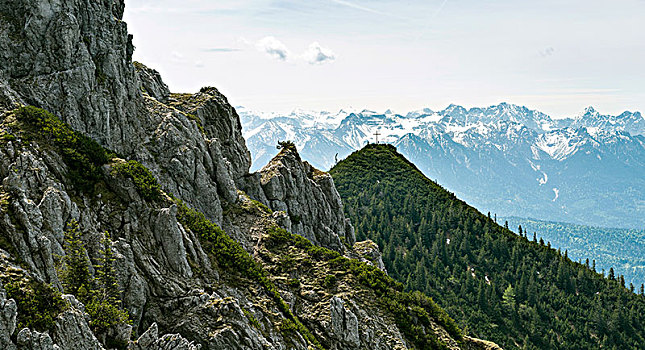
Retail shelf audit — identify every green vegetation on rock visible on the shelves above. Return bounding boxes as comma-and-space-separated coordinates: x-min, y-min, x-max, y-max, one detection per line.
1, 272, 67, 332
59, 221, 130, 346
59, 220, 93, 301
111, 160, 163, 202
175, 201, 324, 350
330, 144, 645, 349
265, 225, 462, 349
14, 106, 109, 192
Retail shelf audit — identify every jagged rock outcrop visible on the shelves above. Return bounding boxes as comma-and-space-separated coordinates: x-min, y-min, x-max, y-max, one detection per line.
0, 0, 143, 154
351, 240, 387, 272
0, 280, 17, 350
329, 296, 360, 348
134, 63, 170, 103
259, 147, 356, 251
0, 1, 501, 349
131, 323, 200, 350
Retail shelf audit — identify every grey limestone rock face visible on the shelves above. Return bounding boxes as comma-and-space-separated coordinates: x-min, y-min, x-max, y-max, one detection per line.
131, 323, 201, 350
0, 278, 104, 350
0, 281, 18, 350
134, 63, 170, 103
0, 0, 144, 154
330, 296, 360, 348
0, 77, 22, 112
259, 148, 356, 252
51, 307, 104, 350
351, 240, 387, 273
179, 87, 252, 183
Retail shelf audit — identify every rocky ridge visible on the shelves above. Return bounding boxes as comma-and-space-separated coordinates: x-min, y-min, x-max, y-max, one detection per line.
0, 0, 499, 349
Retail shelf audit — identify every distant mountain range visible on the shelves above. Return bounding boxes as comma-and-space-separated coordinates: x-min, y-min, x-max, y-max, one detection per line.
239, 103, 645, 229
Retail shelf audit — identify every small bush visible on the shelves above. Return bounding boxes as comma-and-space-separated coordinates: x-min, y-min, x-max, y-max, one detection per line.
15, 106, 109, 192
243, 308, 262, 330
276, 140, 296, 151
287, 278, 300, 288
322, 274, 336, 289
1, 133, 16, 142
289, 214, 301, 225
2, 277, 67, 332
251, 199, 272, 214
280, 318, 298, 334
85, 298, 130, 335
111, 160, 162, 202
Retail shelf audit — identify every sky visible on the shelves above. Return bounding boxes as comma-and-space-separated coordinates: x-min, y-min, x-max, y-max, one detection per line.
123, 0, 645, 118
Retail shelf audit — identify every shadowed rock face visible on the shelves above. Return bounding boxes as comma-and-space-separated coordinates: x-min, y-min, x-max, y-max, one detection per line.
0, 1, 500, 350
0, 0, 143, 154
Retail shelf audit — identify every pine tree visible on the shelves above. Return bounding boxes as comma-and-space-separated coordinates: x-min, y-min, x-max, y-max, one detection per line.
59, 224, 129, 342
60, 220, 91, 302
609, 267, 615, 281
640, 284, 644, 295
502, 284, 516, 309
533, 232, 537, 243
518, 225, 523, 235
94, 231, 120, 303
85, 231, 130, 340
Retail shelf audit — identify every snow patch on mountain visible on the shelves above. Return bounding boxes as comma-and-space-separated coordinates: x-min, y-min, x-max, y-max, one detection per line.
536, 131, 579, 161
238, 103, 645, 229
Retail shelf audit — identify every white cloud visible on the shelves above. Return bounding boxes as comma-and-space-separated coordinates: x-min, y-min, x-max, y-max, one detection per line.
170, 51, 186, 63
302, 42, 337, 65
254, 37, 337, 65
539, 47, 556, 58
256, 36, 291, 61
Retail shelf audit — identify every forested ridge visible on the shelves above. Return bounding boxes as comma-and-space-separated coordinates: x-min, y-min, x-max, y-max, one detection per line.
503, 216, 645, 289
330, 144, 645, 349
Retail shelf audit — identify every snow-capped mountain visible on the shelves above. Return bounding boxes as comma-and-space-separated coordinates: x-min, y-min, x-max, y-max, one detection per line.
239, 103, 645, 229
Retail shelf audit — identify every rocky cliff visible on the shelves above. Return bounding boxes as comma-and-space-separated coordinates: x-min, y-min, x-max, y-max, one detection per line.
0, 1, 499, 349
259, 145, 355, 252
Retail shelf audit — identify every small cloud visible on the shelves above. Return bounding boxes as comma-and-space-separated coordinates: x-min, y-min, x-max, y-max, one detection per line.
539, 47, 555, 58
252, 36, 337, 65
256, 36, 291, 61
204, 48, 241, 53
238, 37, 253, 46
302, 42, 337, 65
170, 51, 186, 64
195, 60, 205, 68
